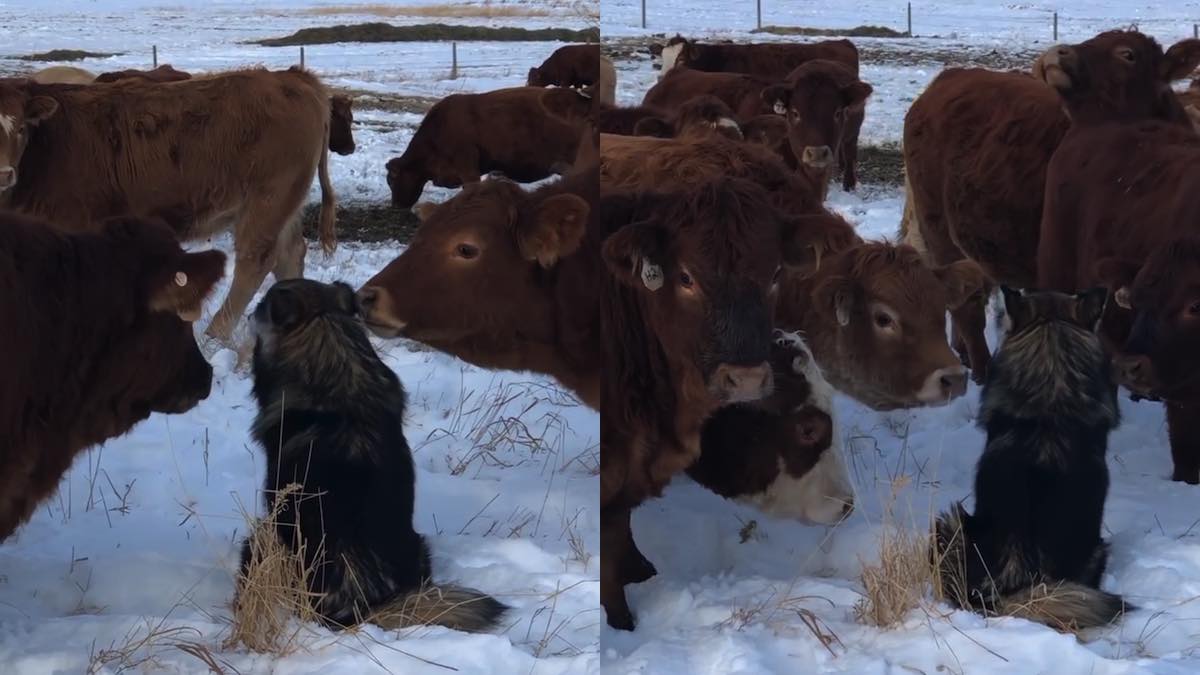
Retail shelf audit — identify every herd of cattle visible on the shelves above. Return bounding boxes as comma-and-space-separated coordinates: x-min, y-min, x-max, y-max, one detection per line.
1, 27, 1198, 636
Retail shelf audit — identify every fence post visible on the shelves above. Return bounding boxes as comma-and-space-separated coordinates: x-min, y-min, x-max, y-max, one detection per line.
1053, 12, 1058, 41
450, 42, 458, 79
1194, 23, 1197, 39
756, 0, 761, 30
152, 45, 157, 68
641, 0, 646, 29
300, 46, 306, 68
906, 2, 912, 37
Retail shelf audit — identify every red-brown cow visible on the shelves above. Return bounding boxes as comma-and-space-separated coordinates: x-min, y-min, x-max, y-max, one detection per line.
385, 86, 590, 209
599, 177, 852, 630
762, 59, 871, 192
0, 68, 336, 343
659, 36, 859, 81
901, 67, 1069, 380
0, 212, 225, 541
690, 330, 854, 524
1035, 30, 1200, 483
528, 44, 600, 89
643, 67, 776, 121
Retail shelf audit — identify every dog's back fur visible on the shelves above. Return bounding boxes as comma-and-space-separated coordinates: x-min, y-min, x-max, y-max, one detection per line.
934, 286, 1131, 631
242, 279, 507, 632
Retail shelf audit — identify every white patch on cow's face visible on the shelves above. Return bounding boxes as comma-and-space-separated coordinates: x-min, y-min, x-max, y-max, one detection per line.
736, 443, 854, 526
0, 114, 14, 135
659, 44, 684, 80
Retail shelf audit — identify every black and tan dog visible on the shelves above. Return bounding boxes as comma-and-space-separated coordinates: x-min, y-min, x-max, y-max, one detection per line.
935, 286, 1131, 630
241, 278, 506, 632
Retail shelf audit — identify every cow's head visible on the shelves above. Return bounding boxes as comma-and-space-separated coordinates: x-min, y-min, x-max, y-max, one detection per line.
97, 216, 226, 416
1097, 240, 1200, 402
1034, 30, 1200, 124
602, 178, 855, 404
801, 242, 985, 410
539, 86, 593, 125
659, 35, 692, 80
385, 156, 425, 209
359, 174, 592, 353
740, 114, 790, 152
329, 94, 356, 155
762, 60, 872, 186
0, 82, 57, 192
633, 95, 742, 140
527, 66, 548, 88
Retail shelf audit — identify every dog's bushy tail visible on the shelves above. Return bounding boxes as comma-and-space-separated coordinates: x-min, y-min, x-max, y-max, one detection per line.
367, 583, 508, 633
933, 504, 1131, 631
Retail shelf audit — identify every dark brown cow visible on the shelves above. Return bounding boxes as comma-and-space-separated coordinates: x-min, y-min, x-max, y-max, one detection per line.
1034, 31, 1200, 483
385, 86, 590, 209
599, 177, 852, 630
0, 212, 225, 542
643, 68, 776, 121
902, 68, 1068, 380
690, 330, 853, 524
0, 68, 336, 343
329, 94, 356, 155
600, 133, 983, 410
659, 36, 859, 81
762, 60, 871, 192
94, 64, 192, 84
527, 44, 599, 89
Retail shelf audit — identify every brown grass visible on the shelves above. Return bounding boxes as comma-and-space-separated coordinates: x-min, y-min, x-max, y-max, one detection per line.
224, 484, 323, 655
854, 476, 936, 628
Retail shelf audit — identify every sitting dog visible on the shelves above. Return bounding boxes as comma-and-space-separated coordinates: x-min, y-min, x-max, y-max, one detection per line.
241, 279, 507, 632
935, 286, 1131, 630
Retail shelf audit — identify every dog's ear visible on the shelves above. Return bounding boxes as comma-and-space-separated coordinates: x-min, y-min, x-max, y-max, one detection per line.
1074, 287, 1109, 331
265, 285, 307, 330
331, 281, 359, 316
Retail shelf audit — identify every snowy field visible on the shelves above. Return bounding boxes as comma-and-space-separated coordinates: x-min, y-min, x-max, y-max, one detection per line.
598, 2, 1200, 674
0, 1, 599, 674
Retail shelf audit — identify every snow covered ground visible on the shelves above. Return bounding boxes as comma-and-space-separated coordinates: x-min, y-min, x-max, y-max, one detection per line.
0, 2, 600, 674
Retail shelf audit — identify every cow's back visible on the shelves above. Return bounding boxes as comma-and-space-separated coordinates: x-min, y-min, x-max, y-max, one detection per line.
642, 69, 770, 120
904, 68, 1067, 286
695, 40, 859, 79
11, 69, 329, 237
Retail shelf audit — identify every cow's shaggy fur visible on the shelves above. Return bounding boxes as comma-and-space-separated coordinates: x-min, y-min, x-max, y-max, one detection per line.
242, 279, 506, 632
934, 286, 1130, 631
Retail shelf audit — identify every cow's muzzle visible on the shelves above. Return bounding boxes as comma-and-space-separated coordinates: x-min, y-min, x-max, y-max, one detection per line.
712, 361, 773, 403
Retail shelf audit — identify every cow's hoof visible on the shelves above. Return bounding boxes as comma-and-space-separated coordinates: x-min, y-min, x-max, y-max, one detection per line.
1171, 469, 1200, 485
606, 607, 636, 631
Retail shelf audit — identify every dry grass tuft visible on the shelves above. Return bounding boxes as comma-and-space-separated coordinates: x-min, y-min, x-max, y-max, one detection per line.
224, 484, 322, 655
854, 476, 936, 628
88, 621, 232, 674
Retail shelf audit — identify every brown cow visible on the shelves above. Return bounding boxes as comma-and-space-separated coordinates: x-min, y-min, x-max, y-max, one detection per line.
628, 95, 744, 140
528, 44, 599, 89
0, 68, 336, 343
385, 86, 590, 209
1034, 31, 1200, 483
689, 330, 854, 524
643, 67, 776, 121
599, 177, 851, 630
659, 36, 859, 81
329, 94, 356, 155
601, 133, 982, 410
901, 68, 1068, 381
762, 60, 871, 192
94, 64, 192, 84
0, 212, 225, 541
30, 65, 96, 85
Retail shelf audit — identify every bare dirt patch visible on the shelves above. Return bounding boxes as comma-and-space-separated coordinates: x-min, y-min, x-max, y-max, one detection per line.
753, 25, 907, 38
302, 202, 420, 245
16, 49, 122, 62
253, 22, 599, 47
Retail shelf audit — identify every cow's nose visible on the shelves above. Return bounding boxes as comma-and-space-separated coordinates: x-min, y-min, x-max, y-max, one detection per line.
0, 166, 15, 189
841, 497, 855, 518
918, 365, 969, 404
1115, 354, 1151, 382
801, 146, 834, 168
939, 370, 968, 399
714, 362, 773, 403
357, 286, 380, 313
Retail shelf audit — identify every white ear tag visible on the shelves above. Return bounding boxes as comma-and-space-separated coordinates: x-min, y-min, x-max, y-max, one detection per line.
835, 305, 849, 327
1115, 287, 1132, 309
640, 257, 663, 291
773, 101, 786, 115
174, 271, 188, 287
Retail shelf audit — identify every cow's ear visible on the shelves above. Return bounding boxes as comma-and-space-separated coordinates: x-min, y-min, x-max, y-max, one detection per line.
148, 249, 226, 322
841, 81, 873, 109
1094, 256, 1142, 309
793, 407, 832, 449
1074, 287, 1109, 330
781, 212, 857, 273
934, 259, 987, 309
24, 96, 58, 124
814, 275, 856, 326
517, 193, 589, 268
632, 116, 673, 138
1162, 39, 1200, 81
762, 85, 791, 115
413, 201, 441, 223
740, 114, 788, 147
540, 88, 589, 121
602, 221, 667, 290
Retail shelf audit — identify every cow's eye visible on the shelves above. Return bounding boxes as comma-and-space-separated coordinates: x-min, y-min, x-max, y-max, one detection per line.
1189, 301, 1200, 316
456, 243, 479, 259
874, 313, 894, 329
1118, 48, 1136, 62
679, 270, 694, 289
